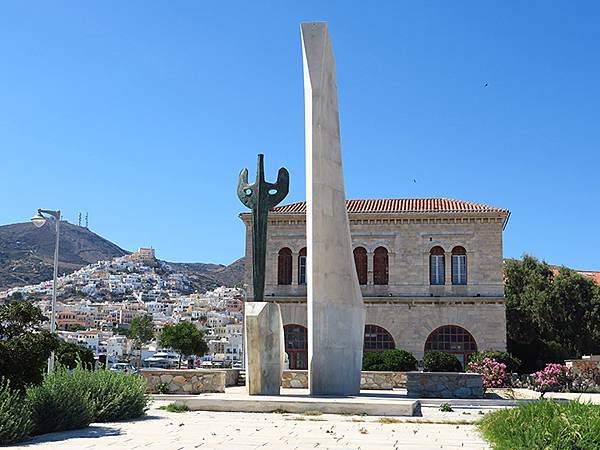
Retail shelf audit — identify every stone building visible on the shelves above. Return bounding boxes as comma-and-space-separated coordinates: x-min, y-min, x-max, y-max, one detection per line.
240, 198, 510, 369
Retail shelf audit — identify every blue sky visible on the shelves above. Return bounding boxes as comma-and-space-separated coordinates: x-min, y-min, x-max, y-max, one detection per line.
1, 2, 598, 269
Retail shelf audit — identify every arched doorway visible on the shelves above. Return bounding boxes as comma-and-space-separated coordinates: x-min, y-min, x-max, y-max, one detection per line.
284, 324, 307, 369
424, 325, 477, 368
363, 324, 395, 352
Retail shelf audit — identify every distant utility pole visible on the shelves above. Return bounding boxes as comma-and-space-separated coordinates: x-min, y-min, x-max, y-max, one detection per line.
78, 212, 82, 227
85, 212, 89, 229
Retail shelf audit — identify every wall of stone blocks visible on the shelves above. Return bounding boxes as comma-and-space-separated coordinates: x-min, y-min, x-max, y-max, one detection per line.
406, 372, 484, 399
278, 300, 507, 359
241, 211, 506, 300
141, 369, 226, 394
240, 208, 508, 356
281, 370, 407, 390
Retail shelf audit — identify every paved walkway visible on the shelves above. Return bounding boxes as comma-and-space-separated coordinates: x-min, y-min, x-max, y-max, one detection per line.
13, 403, 491, 450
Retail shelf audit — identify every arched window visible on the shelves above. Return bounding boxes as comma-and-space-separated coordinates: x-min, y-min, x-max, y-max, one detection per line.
353, 247, 368, 285
277, 248, 292, 285
363, 324, 395, 352
298, 247, 307, 285
373, 247, 389, 285
451, 246, 467, 285
284, 324, 307, 369
430, 246, 445, 285
424, 325, 477, 368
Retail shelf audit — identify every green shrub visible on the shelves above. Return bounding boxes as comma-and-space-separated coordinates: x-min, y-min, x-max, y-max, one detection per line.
0, 331, 59, 390
362, 352, 385, 371
0, 378, 33, 444
439, 402, 453, 412
362, 349, 417, 372
158, 402, 189, 413
468, 351, 521, 373
55, 341, 95, 370
381, 349, 417, 371
72, 369, 149, 422
26, 368, 94, 436
422, 351, 462, 372
478, 400, 600, 449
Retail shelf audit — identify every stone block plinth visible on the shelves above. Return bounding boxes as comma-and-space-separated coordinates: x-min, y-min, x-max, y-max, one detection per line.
245, 302, 284, 395
406, 372, 484, 398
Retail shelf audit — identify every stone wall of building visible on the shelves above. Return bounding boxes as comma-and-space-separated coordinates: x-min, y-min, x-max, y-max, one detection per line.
405, 372, 484, 398
279, 300, 506, 360
242, 211, 507, 300
281, 370, 407, 390
141, 369, 225, 394
241, 208, 508, 358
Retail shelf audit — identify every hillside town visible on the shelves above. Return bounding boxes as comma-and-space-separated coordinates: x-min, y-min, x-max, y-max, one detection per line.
0, 248, 245, 368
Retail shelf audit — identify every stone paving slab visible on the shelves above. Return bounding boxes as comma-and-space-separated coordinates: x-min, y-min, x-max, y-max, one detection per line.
155, 386, 530, 409
11, 403, 491, 450
165, 388, 420, 416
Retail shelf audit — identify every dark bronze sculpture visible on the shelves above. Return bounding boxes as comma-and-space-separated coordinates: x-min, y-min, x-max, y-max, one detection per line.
237, 154, 289, 302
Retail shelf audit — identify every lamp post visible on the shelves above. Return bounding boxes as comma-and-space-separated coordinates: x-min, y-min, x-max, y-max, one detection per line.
31, 209, 61, 373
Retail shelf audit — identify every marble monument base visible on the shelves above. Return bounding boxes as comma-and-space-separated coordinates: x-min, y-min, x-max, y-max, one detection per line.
244, 302, 284, 396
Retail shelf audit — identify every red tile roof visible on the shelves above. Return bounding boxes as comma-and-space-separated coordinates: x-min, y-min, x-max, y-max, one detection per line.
270, 198, 508, 215
551, 267, 600, 285
577, 271, 600, 285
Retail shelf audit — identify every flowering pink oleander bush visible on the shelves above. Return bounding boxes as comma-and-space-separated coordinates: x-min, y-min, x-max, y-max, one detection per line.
530, 363, 573, 393
467, 357, 510, 390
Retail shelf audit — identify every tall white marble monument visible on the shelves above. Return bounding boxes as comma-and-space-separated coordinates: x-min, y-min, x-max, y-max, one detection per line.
301, 22, 366, 396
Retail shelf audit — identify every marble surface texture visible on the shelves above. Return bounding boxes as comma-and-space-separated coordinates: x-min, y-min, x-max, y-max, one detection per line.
301, 21, 366, 396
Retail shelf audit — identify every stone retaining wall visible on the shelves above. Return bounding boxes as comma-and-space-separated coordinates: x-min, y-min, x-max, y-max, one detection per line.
141, 369, 225, 394
405, 372, 483, 398
361, 371, 407, 389
281, 370, 407, 390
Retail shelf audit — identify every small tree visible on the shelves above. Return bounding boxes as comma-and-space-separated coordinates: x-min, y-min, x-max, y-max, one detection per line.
55, 341, 95, 370
0, 302, 59, 389
159, 322, 208, 368
129, 316, 154, 368
0, 301, 47, 339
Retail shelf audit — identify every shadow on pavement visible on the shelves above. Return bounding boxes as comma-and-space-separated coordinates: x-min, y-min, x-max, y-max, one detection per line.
17, 425, 122, 446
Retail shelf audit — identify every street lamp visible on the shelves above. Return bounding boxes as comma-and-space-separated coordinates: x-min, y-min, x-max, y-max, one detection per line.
30, 209, 61, 373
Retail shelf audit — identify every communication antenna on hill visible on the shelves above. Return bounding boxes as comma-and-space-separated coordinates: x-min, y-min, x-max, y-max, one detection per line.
85, 212, 89, 229
78, 212, 82, 227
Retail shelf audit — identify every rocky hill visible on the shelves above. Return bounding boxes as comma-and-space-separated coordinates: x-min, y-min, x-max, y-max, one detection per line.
0, 221, 245, 291
0, 221, 129, 289
171, 258, 245, 291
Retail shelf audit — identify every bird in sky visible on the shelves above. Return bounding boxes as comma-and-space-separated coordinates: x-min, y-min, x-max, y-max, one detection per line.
484, 82, 488, 87
413, 179, 417, 183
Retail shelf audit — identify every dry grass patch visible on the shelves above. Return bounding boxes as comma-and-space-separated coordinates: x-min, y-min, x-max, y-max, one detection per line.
378, 417, 401, 424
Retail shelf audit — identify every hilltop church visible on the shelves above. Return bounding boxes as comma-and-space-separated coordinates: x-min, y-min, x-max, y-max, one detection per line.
240, 198, 509, 369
